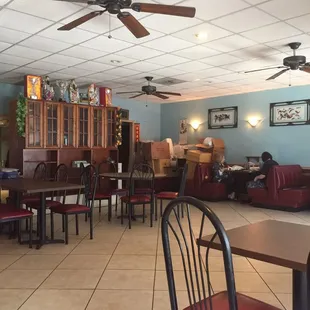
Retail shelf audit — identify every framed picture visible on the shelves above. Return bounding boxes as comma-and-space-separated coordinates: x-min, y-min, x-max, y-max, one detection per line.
120, 109, 129, 120
179, 119, 188, 145
208, 106, 238, 129
270, 100, 310, 126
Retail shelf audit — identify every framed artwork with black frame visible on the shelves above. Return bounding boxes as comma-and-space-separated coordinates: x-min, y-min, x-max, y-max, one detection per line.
120, 109, 129, 120
208, 106, 238, 129
270, 100, 310, 126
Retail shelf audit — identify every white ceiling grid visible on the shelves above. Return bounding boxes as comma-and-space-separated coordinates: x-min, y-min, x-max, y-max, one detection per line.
0, 0, 308, 103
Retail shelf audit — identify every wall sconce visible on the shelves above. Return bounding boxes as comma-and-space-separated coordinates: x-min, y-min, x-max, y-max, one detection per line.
191, 121, 201, 130
247, 117, 263, 128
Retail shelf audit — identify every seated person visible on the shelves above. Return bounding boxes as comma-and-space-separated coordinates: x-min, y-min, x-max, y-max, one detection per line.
212, 153, 235, 199
247, 151, 279, 189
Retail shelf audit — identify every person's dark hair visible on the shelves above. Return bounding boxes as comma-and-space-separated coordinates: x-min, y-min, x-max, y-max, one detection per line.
261, 152, 272, 162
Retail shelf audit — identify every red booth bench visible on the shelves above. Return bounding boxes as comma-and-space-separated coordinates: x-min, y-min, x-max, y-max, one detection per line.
248, 165, 310, 211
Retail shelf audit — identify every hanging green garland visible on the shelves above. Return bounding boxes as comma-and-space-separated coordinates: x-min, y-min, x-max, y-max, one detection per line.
16, 94, 27, 137
115, 107, 122, 147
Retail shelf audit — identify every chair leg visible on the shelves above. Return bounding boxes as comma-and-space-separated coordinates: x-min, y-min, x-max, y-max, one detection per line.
108, 198, 112, 222
75, 214, 79, 235
160, 200, 163, 217
29, 217, 33, 248
99, 200, 101, 214
121, 202, 124, 225
85, 213, 88, 222
17, 221, 21, 244
155, 197, 158, 221
181, 203, 184, 218
143, 204, 145, 223
64, 214, 69, 245
90, 211, 93, 240
115, 195, 118, 215
128, 204, 132, 229
50, 212, 54, 240
150, 201, 154, 228
62, 215, 65, 232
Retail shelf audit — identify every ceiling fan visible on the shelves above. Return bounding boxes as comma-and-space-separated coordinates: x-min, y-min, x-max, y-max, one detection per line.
116, 76, 182, 99
55, 0, 196, 38
244, 42, 310, 80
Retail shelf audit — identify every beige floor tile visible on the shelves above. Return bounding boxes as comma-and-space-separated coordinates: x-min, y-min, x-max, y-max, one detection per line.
41, 269, 102, 289
0, 255, 22, 269
249, 259, 291, 273
0, 270, 51, 289
107, 254, 156, 270
86, 289, 153, 310
243, 292, 284, 309
260, 273, 292, 293
115, 239, 157, 255
97, 269, 154, 290
8, 254, 65, 270
0, 289, 33, 310
0, 244, 31, 255
58, 254, 110, 270
71, 242, 117, 255
153, 290, 191, 310
27, 243, 78, 255
276, 293, 292, 310
19, 289, 93, 310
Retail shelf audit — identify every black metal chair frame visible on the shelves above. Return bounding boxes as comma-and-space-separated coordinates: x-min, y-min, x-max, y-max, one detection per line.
161, 196, 238, 310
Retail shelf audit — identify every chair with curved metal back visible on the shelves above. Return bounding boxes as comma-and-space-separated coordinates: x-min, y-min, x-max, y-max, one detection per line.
50, 165, 97, 244
120, 163, 155, 229
161, 196, 282, 310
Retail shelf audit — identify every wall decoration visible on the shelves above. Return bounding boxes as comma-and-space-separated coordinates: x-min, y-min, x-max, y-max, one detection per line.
99, 87, 112, 106
179, 118, 188, 145
16, 94, 27, 137
88, 83, 99, 106
134, 123, 140, 142
120, 108, 129, 120
68, 79, 79, 103
56, 80, 68, 102
42, 76, 54, 101
115, 107, 122, 147
208, 106, 238, 129
270, 100, 310, 126
79, 92, 88, 104
25, 75, 42, 100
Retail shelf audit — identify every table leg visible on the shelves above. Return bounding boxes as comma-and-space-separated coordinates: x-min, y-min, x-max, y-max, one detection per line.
37, 192, 46, 249
293, 269, 308, 310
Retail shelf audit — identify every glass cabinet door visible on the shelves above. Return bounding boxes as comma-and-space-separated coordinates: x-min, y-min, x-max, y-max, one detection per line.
45, 102, 60, 148
77, 106, 90, 148
26, 100, 44, 148
92, 107, 104, 147
62, 104, 75, 147
106, 108, 116, 147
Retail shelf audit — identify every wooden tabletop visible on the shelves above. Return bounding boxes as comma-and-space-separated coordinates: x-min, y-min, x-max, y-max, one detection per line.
0, 178, 84, 194
198, 220, 310, 272
101, 172, 168, 179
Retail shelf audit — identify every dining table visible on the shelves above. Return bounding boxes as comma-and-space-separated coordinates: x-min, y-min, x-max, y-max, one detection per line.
100, 172, 168, 180
0, 178, 84, 249
197, 220, 310, 310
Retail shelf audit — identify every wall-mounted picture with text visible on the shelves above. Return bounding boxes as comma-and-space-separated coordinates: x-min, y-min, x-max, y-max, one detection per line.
208, 106, 238, 129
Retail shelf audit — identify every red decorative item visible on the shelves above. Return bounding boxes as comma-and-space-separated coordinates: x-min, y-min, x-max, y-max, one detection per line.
134, 123, 140, 142
99, 87, 112, 106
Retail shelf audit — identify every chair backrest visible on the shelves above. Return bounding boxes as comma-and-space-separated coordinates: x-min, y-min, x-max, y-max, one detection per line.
129, 163, 155, 196
98, 158, 117, 174
33, 162, 47, 180
178, 163, 188, 197
161, 196, 237, 310
52, 164, 68, 204
78, 164, 98, 208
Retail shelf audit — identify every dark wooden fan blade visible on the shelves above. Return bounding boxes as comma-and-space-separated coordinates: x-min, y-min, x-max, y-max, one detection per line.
300, 65, 310, 73
58, 10, 105, 31
116, 91, 143, 94
266, 68, 290, 81
131, 3, 196, 18
153, 93, 169, 100
156, 91, 181, 96
244, 66, 286, 74
130, 93, 145, 99
117, 12, 149, 38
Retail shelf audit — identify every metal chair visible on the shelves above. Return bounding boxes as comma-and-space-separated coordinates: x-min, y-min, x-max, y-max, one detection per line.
161, 196, 282, 310
120, 163, 155, 229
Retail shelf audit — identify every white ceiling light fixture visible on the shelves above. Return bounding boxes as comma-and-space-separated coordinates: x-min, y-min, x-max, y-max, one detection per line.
195, 32, 208, 40
111, 59, 121, 64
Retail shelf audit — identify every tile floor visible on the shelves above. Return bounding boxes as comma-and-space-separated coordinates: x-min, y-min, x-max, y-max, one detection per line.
1, 200, 309, 310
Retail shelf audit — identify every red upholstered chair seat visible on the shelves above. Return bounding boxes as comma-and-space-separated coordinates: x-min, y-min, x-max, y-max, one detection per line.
89, 192, 112, 200
22, 196, 40, 205
183, 291, 281, 310
0, 208, 33, 220
27, 200, 63, 209
121, 195, 151, 204
156, 191, 178, 199
49, 204, 90, 214
111, 188, 128, 194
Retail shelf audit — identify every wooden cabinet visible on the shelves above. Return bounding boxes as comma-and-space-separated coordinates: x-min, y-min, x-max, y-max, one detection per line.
61, 104, 76, 148
106, 107, 116, 147
44, 101, 60, 148
77, 105, 91, 148
91, 107, 105, 148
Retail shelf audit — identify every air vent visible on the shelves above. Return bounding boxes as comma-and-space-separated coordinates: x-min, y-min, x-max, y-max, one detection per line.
152, 77, 186, 86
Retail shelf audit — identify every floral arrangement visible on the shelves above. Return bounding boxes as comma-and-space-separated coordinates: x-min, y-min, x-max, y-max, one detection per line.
115, 107, 122, 147
16, 93, 27, 137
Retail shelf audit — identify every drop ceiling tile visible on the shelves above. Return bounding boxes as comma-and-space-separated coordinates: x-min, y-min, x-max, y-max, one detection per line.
229, 44, 280, 60
265, 34, 310, 52
258, 0, 310, 20
0, 0, 10, 5
81, 35, 133, 53
217, 72, 245, 81
26, 61, 67, 72
242, 22, 302, 43
0, 63, 18, 73
173, 45, 219, 60
103, 67, 140, 77
74, 61, 114, 72
111, 77, 144, 86
146, 54, 189, 66
0, 9, 53, 34
56, 67, 94, 77
8, 0, 82, 21
170, 61, 212, 72
287, 14, 310, 33
142, 36, 194, 53
13, 67, 49, 76
196, 67, 233, 78
96, 81, 126, 89
140, 14, 202, 34
171, 72, 204, 82
75, 77, 98, 85
212, 7, 278, 32
152, 67, 185, 77
0, 41, 11, 52
60, 46, 108, 60
181, 0, 250, 21
116, 46, 164, 60
109, 27, 165, 44
20, 36, 72, 53
83, 72, 120, 81
48, 72, 75, 81
3, 45, 51, 60
95, 54, 137, 66
39, 24, 97, 45
0, 54, 32, 66
172, 23, 232, 44
123, 61, 163, 72
0, 27, 31, 44
43, 54, 84, 66
244, 0, 266, 4
201, 54, 243, 66
203, 35, 256, 52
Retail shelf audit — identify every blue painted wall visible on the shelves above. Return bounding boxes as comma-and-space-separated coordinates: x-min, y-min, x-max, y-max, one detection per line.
161, 85, 310, 166
0, 83, 23, 115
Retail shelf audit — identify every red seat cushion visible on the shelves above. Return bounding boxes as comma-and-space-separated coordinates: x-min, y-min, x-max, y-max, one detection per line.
50, 204, 89, 214
22, 196, 40, 205
183, 291, 281, 310
89, 192, 112, 200
111, 188, 128, 195
0, 208, 33, 220
121, 195, 151, 203
156, 191, 178, 199
27, 200, 63, 209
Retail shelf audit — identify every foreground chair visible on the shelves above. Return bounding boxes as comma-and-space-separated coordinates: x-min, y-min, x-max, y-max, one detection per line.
161, 196, 282, 310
